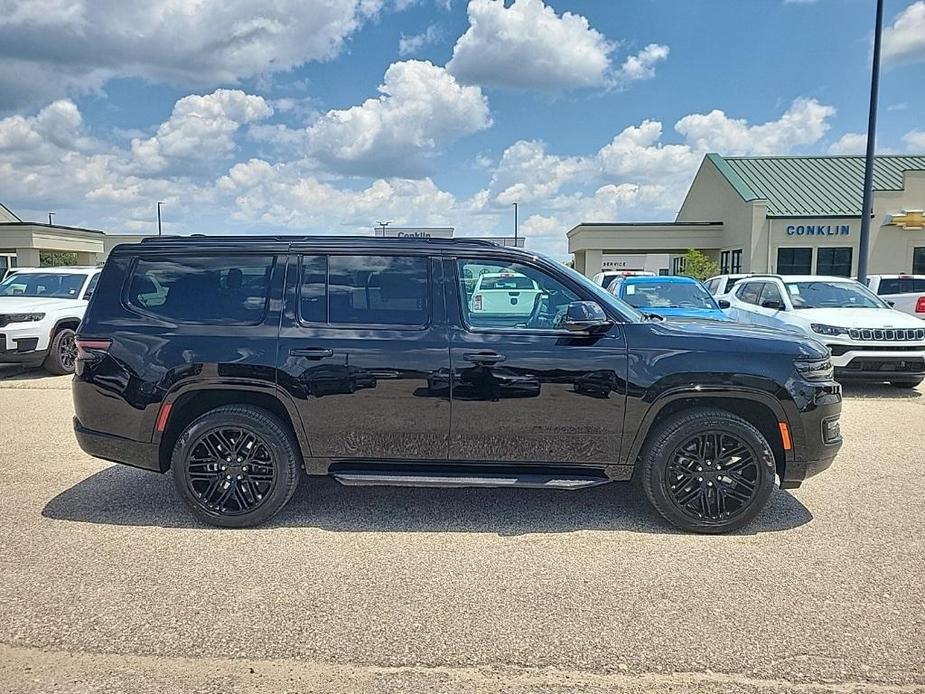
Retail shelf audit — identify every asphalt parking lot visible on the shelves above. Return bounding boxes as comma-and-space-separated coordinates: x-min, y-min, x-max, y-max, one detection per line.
1, 365, 924, 694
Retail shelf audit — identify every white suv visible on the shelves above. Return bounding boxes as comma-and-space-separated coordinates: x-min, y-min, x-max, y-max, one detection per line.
862, 274, 925, 318
704, 274, 753, 298
726, 274, 925, 388
0, 266, 100, 374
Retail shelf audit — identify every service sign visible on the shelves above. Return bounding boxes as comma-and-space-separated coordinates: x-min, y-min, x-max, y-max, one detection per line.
602, 254, 647, 270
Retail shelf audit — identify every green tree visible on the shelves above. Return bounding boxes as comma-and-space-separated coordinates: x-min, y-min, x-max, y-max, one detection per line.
680, 248, 719, 281
40, 251, 80, 267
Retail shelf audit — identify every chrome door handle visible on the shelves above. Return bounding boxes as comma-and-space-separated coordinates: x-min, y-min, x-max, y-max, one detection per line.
462, 351, 506, 364
290, 347, 334, 359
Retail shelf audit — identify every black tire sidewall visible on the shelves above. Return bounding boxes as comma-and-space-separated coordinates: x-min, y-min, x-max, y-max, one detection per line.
171, 405, 300, 528
640, 409, 776, 534
44, 328, 76, 375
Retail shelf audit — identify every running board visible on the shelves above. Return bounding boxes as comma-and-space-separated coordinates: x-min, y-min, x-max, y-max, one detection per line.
332, 471, 611, 490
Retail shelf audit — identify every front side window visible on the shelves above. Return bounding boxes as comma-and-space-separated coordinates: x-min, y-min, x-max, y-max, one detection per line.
127, 255, 274, 324
758, 282, 784, 306
777, 247, 812, 275
457, 259, 579, 330
0, 272, 88, 298
816, 247, 852, 277
83, 272, 100, 300
735, 281, 763, 305
300, 255, 429, 327
785, 281, 885, 309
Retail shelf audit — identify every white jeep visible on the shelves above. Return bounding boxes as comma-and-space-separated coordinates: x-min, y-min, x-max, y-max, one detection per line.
0, 266, 100, 374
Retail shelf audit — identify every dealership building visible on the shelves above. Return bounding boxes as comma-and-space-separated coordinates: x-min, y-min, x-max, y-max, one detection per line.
569, 153, 925, 278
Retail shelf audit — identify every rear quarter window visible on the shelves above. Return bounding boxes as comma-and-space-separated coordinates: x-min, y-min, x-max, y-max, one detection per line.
126, 255, 275, 324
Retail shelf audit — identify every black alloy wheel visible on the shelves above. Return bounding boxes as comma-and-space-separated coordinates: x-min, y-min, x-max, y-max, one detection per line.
59, 332, 77, 371
185, 426, 277, 516
638, 408, 775, 534
44, 328, 78, 375
665, 431, 760, 521
171, 405, 300, 528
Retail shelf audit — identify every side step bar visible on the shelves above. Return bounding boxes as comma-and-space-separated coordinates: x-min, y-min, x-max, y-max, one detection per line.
332, 471, 611, 490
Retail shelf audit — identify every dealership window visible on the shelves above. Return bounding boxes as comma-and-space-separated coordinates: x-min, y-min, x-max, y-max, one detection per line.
816, 247, 852, 277
720, 251, 729, 274
730, 249, 742, 273
776, 247, 812, 275
672, 257, 686, 275
914, 247, 925, 275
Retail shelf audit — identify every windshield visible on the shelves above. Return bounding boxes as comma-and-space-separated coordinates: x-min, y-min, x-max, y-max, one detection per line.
785, 281, 886, 309
540, 254, 645, 321
622, 280, 717, 310
0, 272, 88, 299
478, 274, 535, 290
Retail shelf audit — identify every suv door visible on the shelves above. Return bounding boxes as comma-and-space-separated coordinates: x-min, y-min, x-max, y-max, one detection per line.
278, 251, 451, 461
445, 254, 628, 464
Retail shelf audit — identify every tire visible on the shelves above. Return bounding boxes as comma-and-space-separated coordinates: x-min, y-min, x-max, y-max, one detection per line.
43, 328, 77, 375
637, 408, 776, 534
890, 378, 923, 389
171, 405, 301, 528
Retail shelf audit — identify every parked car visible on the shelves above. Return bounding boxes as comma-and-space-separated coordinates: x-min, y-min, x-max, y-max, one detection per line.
704, 274, 753, 298
469, 271, 541, 318
73, 237, 842, 533
591, 270, 656, 289
862, 274, 925, 318
607, 275, 731, 322
725, 275, 925, 387
0, 266, 100, 374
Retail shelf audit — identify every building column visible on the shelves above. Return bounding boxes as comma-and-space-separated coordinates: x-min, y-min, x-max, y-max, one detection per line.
15, 248, 40, 267
584, 249, 603, 277
573, 250, 586, 275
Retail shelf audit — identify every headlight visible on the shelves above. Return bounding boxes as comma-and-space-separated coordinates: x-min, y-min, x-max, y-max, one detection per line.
1, 313, 45, 323
811, 323, 848, 336
795, 357, 834, 381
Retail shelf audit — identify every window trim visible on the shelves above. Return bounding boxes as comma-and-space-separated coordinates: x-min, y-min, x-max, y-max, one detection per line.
296, 252, 433, 332
122, 253, 276, 326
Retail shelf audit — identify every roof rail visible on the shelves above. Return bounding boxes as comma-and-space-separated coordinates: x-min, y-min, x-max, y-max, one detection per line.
137, 234, 507, 247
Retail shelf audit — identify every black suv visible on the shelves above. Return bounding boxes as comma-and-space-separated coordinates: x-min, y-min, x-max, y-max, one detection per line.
73, 237, 842, 533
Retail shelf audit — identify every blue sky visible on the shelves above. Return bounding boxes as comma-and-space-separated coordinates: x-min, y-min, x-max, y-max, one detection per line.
1, 0, 923, 258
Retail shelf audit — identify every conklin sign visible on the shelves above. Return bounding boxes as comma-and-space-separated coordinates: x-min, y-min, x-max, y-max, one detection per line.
785, 224, 850, 236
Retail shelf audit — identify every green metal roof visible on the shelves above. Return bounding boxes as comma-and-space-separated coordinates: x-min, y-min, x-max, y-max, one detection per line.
707, 153, 925, 217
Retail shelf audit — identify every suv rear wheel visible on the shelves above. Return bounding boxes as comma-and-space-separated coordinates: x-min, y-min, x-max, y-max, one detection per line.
44, 328, 77, 375
638, 408, 776, 534
171, 405, 300, 528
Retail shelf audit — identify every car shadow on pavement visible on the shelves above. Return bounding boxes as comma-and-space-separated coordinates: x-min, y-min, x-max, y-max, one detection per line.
43, 466, 812, 536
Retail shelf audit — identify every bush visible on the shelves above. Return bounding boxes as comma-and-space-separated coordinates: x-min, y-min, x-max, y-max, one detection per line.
680, 249, 719, 281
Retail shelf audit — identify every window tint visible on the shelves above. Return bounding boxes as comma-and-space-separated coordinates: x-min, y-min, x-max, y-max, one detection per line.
736, 281, 762, 305
327, 255, 428, 326
83, 272, 100, 299
128, 255, 274, 324
299, 255, 327, 323
816, 247, 852, 277
777, 247, 812, 275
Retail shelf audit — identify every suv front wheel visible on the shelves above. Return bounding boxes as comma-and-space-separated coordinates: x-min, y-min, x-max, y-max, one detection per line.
171, 405, 301, 528
638, 408, 776, 534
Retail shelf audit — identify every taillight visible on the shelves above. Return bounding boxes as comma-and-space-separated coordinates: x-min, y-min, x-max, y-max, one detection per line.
75, 338, 112, 361
916, 296, 925, 313
473, 294, 482, 311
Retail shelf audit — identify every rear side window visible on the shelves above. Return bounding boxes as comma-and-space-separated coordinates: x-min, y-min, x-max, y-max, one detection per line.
299, 255, 429, 327
127, 255, 274, 324
877, 278, 925, 294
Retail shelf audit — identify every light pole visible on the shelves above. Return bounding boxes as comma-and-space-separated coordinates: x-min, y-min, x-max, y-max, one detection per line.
512, 202, 519, 247
47, 212, 55, 225
156, 201, 164, 237
376, 220, 391, 235
857, 0, 884, 284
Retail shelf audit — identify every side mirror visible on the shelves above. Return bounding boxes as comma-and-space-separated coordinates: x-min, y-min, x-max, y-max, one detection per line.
717, 298, 731, 309
761, 299, 784, 310
563, 301, 613, 334
887, 300, 895, 307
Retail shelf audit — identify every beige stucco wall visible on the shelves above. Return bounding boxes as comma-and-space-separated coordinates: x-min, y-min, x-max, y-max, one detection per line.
868, 171, 925, 274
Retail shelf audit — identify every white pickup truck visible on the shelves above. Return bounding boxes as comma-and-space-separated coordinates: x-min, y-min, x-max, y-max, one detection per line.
863, 275, 925, 319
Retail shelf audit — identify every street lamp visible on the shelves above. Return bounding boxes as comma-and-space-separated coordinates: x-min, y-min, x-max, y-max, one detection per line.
857, 0, 884, 284
47, 212, 55, 225
156, 201, 164, 237
376, 220, 391, 235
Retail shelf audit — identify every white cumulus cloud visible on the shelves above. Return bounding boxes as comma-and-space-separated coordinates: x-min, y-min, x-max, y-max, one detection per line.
306, 60, 491, 177
903, 129, 925, 151
883, 1, 925, 66
615, 44, 670, 85
446, 0, 615, 90
828, 132, 868, 155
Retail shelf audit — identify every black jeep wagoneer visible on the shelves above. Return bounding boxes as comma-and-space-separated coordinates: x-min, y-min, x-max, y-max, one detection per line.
73, 237, 842, 533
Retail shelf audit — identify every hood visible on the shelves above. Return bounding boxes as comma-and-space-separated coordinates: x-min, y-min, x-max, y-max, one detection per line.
789, 307, 925, 329
649, 317, 829, 359
647, 307, 731, 322
0, 296, 81, 314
